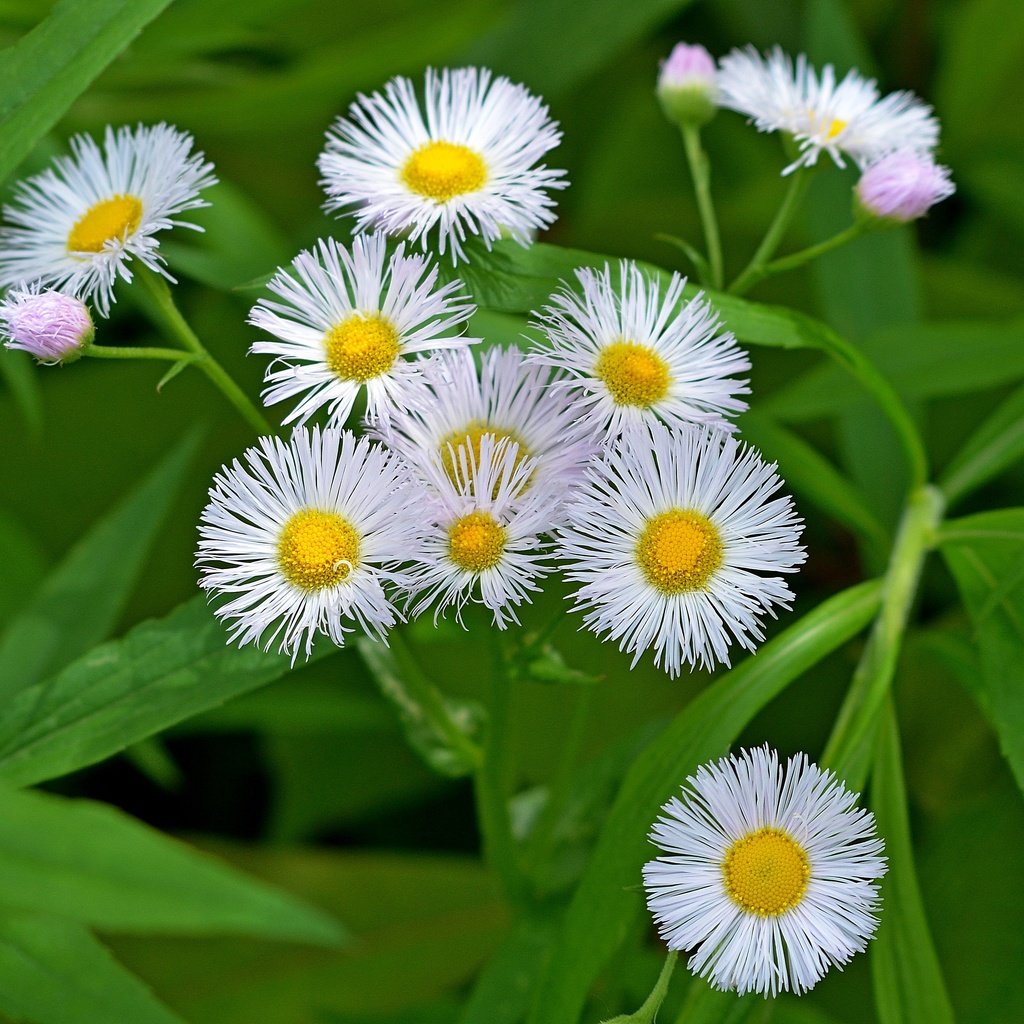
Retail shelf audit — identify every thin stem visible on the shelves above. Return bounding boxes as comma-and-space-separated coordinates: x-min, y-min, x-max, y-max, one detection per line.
474, 631, 529, 903
821, 484, 945, 788
602, 951, 678, 1024
729, 168, 812, 295
86, 345, 201, 364
681, 125, 723, 289
134, 267, 272, 434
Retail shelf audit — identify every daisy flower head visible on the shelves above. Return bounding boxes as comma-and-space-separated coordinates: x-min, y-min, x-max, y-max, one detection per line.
0, 283, 94, 364
379, 346, 597, 507
318, 66, 567, 263
557, 422, 805, 677
405, 433, 558, 630
197, 426, 423, 661
0, 124, 216, 316
530, 261, 751, 440
717, 46, 939, 174
855, 150, 955, 223
643, 746, 886, 996
249, 233, 477, 428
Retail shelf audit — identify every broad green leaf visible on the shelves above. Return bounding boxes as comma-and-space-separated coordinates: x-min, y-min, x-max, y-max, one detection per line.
355, 633, 483, 778
0, 348, 42, 436
940, 383, 1024, 506
0, 0, 175, 185
870, 702, 955, 1024
0, 911, 183, 1024
940, 508, 1024, 793
0, 784, 344, 944
0, 427, 201, 701
465, 0, 695, 97
527, 580, 882, 1024
0, 595, 338, 787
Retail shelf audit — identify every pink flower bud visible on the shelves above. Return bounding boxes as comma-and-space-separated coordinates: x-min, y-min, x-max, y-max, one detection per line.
0, 286, 94, 364
658, 43, 719, 128
855, 151, 954, 223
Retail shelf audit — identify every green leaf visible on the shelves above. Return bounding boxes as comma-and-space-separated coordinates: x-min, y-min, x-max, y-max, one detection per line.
0, 0, 175, 186
0, 911, 183, 1024
669, 978, 764, 1024
527, 580, 882, 1024
0, 348, 43, 437
0, 507, 47, 621
0, 595, 338, 787
0, 784, 344, 944
940, 508, 1024, 793
940, 383, 1024, 506
0, 426, 201, 702
870, 702, 955, 1024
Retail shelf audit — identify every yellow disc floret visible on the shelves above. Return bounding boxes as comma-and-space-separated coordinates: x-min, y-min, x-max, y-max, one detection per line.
825, 117, 848, 140
439, 423, 531, 489
595, 341, 671, 408
401, 141, 487, 202
636, 509, 723, 594
722, 827, 811, 916
325, 313, 400, 382
67, 194, 144, 253
448, 510, 506, 573
277, 509, 359, 591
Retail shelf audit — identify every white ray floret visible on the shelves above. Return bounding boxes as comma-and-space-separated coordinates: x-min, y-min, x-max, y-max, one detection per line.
717, 46, 939, 173
318, 66, 567, 263
378, 346, 597, 507
644, 746, 886, 996
530, 261, 750, 439
405, 434, 558, 630
197, 426, 424, 661
556, 422, 805, 676
0, 124, 216, 316
249, 233, 477, 427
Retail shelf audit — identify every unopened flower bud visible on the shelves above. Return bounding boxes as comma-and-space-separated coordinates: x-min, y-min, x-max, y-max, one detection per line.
855, 151, 954, 224
658, 43, 718, 128
0, 286, 94, 364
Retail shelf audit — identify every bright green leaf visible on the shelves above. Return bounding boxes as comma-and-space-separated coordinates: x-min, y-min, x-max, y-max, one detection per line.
527, 580, 882, 1024
0, 784, 344, 944
0, 426, 201, 701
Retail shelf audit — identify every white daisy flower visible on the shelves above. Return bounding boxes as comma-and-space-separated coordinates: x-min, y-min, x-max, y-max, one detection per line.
197, 426, 423, 661
317, 66, 567, 263
249, 233, 477, 427
530, 261, 750, 439
643, 746, 886, 996
717, 46, 939, 174
378, 346, 597, 506
0, 124, 216, 316
557, 422, 805, 676
405, 434, 557, 630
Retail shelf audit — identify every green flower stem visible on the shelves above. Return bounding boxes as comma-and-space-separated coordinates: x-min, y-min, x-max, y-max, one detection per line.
601, 951, 678, 1024
729, 168, 812, 295
135, 267, 272, 434
681, 125, 723, 289
86, 345, 202, 364
822, 484, 945, 788
730, 221, 869, 293
475, 632, 530, 904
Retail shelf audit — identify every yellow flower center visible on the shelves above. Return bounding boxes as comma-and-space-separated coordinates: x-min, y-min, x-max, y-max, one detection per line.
67, 194, 144, 253
636, 509, 723, 594
277, 509, 359, 591
595, 341, 671, 408
447, 510, 506, 573
825, 117, 848, 140
439, 423, 531, 490
325, 313, 400, 382
401, 141, 488, 202
722, 827, 811, 916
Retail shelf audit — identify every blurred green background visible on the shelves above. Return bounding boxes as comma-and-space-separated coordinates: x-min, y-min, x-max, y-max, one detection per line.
1, 0, 1022, 1021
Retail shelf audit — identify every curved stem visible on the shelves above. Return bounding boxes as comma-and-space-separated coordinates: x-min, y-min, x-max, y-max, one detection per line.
681, 125, 723, 289
821, 484, 945, 789
602, 951, 678, 1024
729, 168, 812, 295
86, 345, 201, 364
134, 267, 272, 434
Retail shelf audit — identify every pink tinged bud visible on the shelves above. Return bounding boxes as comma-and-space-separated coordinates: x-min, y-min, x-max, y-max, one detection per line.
855, 151, 955, 223
0, 287, 94, 364
658, 44, 719, 129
